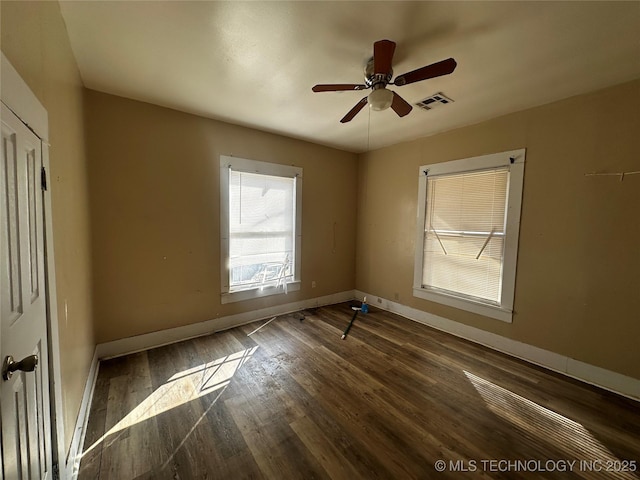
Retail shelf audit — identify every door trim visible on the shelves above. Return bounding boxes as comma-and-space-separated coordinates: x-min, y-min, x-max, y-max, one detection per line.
1, 51, 66, 478
0, 54, 48, 141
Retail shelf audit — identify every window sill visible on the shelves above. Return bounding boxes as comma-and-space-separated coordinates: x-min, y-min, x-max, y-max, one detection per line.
412, 287, 513, 323
221, 281, 301, 304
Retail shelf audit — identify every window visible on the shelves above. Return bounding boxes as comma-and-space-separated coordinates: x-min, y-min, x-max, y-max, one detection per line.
413, 149, 525, 322
220, 156, 302, 303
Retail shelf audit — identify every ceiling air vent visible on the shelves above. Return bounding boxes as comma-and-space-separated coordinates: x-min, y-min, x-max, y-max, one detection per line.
416, 92, 454, 111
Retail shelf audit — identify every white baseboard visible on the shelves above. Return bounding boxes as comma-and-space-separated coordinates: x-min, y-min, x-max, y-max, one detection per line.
356, 290, 640, 401
64, 348, 100, 480
96, 290, 355, 360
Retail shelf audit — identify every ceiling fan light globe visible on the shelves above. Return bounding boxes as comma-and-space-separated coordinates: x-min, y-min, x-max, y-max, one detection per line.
368, 88, 393, 111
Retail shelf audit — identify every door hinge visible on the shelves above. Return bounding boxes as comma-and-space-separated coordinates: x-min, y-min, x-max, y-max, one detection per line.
41, 166, 48, 191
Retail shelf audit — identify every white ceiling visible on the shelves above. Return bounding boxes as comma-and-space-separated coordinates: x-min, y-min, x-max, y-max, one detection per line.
59, 1, 640, 153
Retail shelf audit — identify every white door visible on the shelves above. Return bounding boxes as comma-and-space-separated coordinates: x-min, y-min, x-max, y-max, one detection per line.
1, 103, 52, 479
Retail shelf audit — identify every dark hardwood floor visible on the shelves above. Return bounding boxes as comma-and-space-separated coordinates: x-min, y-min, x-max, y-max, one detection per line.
78, 303, 640, 479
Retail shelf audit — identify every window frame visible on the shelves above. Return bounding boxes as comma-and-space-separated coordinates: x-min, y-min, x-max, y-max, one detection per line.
220, 155, 302, 304
413, 149, 526, 323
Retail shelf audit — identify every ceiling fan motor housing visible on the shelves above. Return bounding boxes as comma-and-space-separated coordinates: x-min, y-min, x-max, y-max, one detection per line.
364, 57, 392, 88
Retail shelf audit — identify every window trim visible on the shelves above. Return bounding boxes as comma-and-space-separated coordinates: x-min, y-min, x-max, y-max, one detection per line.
413, 149, 526, 323
220, 155, 302, 304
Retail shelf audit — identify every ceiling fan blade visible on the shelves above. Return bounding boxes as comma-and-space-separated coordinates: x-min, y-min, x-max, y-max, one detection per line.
340, 97, 368, 123
312, 84, 367, 92
394, 58, 457, 86
373, 39, 396, 75
391, 91, 413, 117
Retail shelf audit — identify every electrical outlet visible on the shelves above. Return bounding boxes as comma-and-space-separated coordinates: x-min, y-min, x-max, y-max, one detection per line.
311, 281, 316, 288
377, 298, 382, 304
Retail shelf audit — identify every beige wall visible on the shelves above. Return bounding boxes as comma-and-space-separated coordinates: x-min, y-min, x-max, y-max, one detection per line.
1, 1, 95, 450
357, 79, 640, 379
84, 90, 358, 343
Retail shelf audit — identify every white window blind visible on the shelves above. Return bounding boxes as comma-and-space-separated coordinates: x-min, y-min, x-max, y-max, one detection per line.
422, 167, 509, 304
229, 169, 296, 291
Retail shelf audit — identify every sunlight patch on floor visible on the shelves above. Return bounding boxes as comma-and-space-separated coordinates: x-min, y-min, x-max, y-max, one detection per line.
82, 346, 258, 457
463, 370, 636, 478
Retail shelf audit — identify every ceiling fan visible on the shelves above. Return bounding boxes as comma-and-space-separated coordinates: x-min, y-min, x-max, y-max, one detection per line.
312, 39, 457, 123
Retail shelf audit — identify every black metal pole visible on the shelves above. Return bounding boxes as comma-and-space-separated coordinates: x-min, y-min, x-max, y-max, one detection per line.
342, 309, 359, 340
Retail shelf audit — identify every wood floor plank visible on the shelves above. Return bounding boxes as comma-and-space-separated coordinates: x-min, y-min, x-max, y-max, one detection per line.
79, 303, 640, 480
237, 332, 395, 479
289, 414, 364, 480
